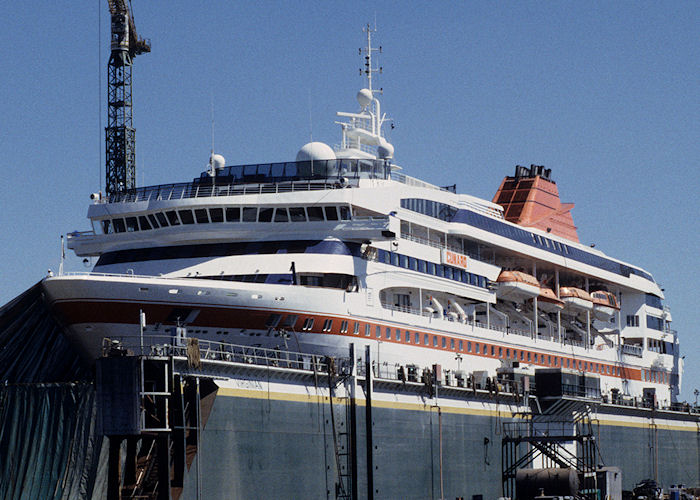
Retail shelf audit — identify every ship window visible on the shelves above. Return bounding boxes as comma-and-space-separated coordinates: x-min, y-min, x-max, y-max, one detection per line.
282, 315, 298, 328
340, 321, 348, 333
194, 209, 209, 224
339, 206, 351, 220
353, 322, 360, 335
258, 208, 273, 222
520, 351, 524, 361
166, 211, 180, 225
147, 214, 160, 229
113, 218, 126, 232
155, 212, 169, 227
423, 334, 429, 345
125, 217, 138, 232
385, 327, 391, 339
365, 324, 371, 336
626, 315, 639, 327
209, 208, 224, 223
289, 207, 306, 222
178, 210, 195, 224
444, 267, 453, 279
265, 314, 282, 328
491, 345, 495, 356
322, 319, 333, 332
418, 260, 426, 273
395, 329, 400, 341
499, 347, 503, 358
414, 332, 420, 344
548, 356, 552, 366
565, 358, 569, 368
225, 207, 240, 222
307, 206, 324, 221
433, 336, 438, 347
467, 341, 472, 352
506, 349, 510, 359
400, 255, 408, 268
302, 318, 314, 331
409, 257, 418, 271
405, 330, 410, 342
102, 220, 112, 234
324, 206, 339, 221
242, 207, 257, 222
451, 339, 455, 350
441, 337, 446, 348
427, 262, 435, 275
527, 352, 532, 362
138, 216, 152, 231
274, 208, 289, 222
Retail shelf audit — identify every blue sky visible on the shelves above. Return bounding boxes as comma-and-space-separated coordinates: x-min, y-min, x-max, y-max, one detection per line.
1, 2, 698, 400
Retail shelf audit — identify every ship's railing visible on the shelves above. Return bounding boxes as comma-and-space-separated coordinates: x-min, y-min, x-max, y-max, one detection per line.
621, 344, 643, 357
104, 159, 392, 204
101, 335, 346, 374
378, 302, 583, 348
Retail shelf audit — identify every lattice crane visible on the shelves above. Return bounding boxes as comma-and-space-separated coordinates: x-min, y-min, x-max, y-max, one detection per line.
105, 0, 150, 196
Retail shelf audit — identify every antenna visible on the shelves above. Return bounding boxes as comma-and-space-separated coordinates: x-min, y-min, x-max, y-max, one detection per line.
360, 24, 382, 93
210, 91, 215, 155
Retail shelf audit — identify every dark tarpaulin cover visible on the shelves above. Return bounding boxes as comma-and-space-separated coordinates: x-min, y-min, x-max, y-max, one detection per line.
0, 283, 108, 499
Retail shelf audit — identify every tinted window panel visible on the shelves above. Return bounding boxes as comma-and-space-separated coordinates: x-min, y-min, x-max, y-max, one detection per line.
178, 210, 195, 224
289, 207, 306, 222
166, 211, 180, 225
274, 208, 289, 222
138, 216, 152, 230
307, 206, 324, 221
242, 207, 257, 222
225, 207, 240, 222
147, 214, 160, 228
125, 217, 138, 232
194, 208, 209, 223
258, 208, 273, 222
156, 213, 169, 227
113, 218, 126, 232
209, 208, 224, 222
324, 206, 338, 220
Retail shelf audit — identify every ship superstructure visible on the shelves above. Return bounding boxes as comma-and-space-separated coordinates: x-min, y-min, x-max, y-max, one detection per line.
45, 27, 681, 409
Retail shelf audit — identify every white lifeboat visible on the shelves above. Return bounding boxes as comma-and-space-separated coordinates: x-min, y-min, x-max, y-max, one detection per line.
590, 290, 620, 321
559, 287, 594, 314
536, 286, 565, 313
496, 271, 540, 302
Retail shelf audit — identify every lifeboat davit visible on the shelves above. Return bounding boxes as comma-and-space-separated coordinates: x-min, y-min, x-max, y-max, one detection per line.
559, 287, 593, 314
496, 271, 540, 302
536, 286, 565, 313
591, 290, 620, 321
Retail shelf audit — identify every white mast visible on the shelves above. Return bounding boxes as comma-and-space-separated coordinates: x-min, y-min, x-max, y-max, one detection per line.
335, 25, 394, 160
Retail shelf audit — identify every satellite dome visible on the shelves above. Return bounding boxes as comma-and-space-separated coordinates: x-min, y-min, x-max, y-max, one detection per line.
357, 88, 373, 109
378, 139, 394, 159
210, 153, 226, 170
296, 142, 336, 162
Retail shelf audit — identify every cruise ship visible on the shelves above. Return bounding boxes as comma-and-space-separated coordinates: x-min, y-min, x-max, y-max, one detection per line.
42, 29, 681, 412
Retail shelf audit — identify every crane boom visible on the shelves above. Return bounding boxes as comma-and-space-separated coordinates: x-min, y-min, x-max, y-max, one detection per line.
105, 0, 150, 196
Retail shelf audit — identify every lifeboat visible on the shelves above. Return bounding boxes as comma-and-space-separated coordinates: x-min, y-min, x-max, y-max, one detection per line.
559, 287, 593, 314
536, 286, 565, 313
590, 290, 620, 321
496, 271, 540, 302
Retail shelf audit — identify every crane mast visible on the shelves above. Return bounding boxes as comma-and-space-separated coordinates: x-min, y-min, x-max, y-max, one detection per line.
105, 0, 150, 196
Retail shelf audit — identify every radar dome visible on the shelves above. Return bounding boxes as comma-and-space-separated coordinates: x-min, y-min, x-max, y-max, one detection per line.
357, 88, 373, 109
296, 142, 336, 162
210, 153, 226, 170
378, 139, 394, 159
